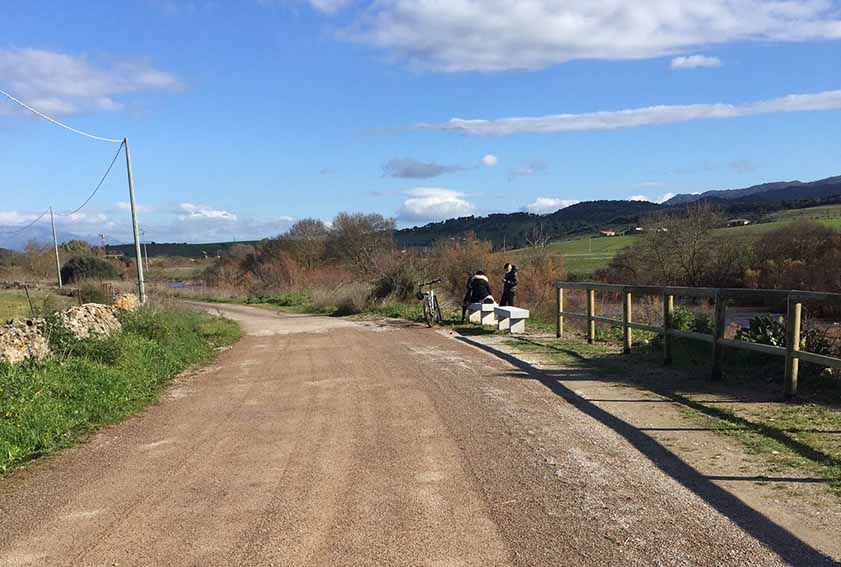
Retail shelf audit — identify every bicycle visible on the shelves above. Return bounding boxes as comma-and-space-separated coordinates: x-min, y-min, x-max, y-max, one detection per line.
416, 278, 443, 327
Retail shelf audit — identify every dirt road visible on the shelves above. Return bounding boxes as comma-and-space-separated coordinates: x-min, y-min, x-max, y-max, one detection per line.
0, 304, 835, 566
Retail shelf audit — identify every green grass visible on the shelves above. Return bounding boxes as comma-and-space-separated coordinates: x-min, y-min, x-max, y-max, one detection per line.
0, 306, 240, 473
769, 203, 841, 223
546, 234, 639, 255
146, 264, 205, 280
0, 289, 75, 321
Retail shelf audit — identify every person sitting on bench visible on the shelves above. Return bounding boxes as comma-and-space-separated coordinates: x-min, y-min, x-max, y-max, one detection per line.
469, 271, 494, 304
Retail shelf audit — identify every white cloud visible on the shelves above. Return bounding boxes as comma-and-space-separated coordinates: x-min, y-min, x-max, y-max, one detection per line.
0, 48, 184, 116
419, 89, 841, 136
0, 211, 42, 225
259, 0, 352, 14
526, 197, 578, 214
671, 54, 722, 70
0, 206, 295, 248
177, 203, 237, 222
397, 187, 475, 222
509, 160, 548, 180
337, 1, 841, 72
308, 0, 353, 14
115, 201, 155, 214
628, 192, 675, 204
482, 154, 498, 167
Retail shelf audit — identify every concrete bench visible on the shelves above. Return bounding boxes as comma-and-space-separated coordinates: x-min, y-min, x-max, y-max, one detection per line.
467, 302, 498, 326
495, 306, 530, 334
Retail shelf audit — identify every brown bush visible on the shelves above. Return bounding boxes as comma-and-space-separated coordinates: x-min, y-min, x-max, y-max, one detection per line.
748, 221, 841, 292
432, 234, 495, 301
515, 253, 566, 321
599, 203, 753, 288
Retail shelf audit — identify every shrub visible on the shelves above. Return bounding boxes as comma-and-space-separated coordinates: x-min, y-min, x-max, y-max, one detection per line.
309, 282, 372, 315
600, 203, 753, 288
370, 251, 429, 301
735, 315, 787, 347
432, 234, 495, 301
671, 306, 714, 334
60, 256, 119, 284
78, 283, 112, 305
735, 314, 835, 356
246, 291, 310, 307
748, 221, 841, 294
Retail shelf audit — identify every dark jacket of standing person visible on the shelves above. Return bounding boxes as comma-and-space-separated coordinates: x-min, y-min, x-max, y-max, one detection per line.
461, 272, 475, 321
469, 272, 494, 304
501, 264, 518, 307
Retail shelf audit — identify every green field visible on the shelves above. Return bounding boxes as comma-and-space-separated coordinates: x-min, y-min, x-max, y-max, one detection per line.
544, 235, 638, 276
508, 204, 841, 278
0, 289, 74, 321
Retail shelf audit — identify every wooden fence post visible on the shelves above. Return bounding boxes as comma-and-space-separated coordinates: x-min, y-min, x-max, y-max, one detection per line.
586, 287, 595, 344
623, 291, 633, 354
784, 294, 802, 399
711, 290, 727, 380
556, 287, 564, 339
663, 293, 674, 364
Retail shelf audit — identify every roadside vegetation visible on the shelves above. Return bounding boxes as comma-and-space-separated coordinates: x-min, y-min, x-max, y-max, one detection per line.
161, 212, 563, 327
0, 306, 240, 473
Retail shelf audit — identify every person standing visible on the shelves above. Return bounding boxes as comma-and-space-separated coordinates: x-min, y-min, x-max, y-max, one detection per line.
461, 271, 475, 322
501, 263, 518, 307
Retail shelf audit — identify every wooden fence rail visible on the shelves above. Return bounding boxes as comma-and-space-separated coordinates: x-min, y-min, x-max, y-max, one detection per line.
554, 282, 841, 398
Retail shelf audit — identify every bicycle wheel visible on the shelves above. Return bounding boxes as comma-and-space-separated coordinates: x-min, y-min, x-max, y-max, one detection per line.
433, 295, 443, 324
423, 299, 433, 327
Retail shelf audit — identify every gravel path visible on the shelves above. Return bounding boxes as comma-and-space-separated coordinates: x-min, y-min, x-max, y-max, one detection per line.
0, 304, 834, 566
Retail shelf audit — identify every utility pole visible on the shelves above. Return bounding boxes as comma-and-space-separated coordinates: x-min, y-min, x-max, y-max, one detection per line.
49, 206, 62, 289
141, 228, 150, 273
124, 138, 146, 303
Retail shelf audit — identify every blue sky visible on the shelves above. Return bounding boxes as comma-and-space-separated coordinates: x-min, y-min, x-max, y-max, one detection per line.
2, 0, 841, 244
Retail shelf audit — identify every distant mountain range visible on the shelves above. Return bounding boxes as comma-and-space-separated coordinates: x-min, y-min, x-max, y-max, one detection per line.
397, 174, 841, 248
4, 174, 841, 255
0, 226, 97, 253
664, 175, 841, 206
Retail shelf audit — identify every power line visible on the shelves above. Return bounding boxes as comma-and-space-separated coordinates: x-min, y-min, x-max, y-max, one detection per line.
0, 207, 50, 236
58, 141, 126, 216
0, 88, 123, 144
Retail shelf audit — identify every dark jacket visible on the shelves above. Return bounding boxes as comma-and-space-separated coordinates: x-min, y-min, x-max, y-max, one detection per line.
469, 274, 493, 303
503, 269, 518, 293
462, 274, 474, 304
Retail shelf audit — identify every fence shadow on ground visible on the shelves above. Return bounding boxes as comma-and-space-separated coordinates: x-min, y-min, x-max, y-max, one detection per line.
515, 339, 841, 472
455, 335, 838, 567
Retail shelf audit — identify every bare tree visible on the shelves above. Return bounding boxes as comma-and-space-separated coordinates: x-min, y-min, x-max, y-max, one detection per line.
282, 218, 330, 269
525, 223, 552, 251
603, 202, 752, 287
326, 212, 396, 277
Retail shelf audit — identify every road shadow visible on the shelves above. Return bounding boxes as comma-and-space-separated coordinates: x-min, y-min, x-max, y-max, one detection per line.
456, 335, 838, 567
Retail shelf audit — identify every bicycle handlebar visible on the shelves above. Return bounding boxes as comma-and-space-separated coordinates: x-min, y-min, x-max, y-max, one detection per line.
418, 278, 441, 287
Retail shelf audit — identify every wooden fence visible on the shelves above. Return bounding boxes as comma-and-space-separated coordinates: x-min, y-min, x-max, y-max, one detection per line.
554, 282, 841, 398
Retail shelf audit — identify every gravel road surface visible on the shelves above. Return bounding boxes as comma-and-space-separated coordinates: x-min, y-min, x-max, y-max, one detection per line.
1, 304, 835, 566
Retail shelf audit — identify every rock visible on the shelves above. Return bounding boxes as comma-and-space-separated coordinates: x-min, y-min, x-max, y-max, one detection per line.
59, 304, 122, 339
0, 319, 50, 364
114, 293, 140, 312
0, 302, 125, 364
